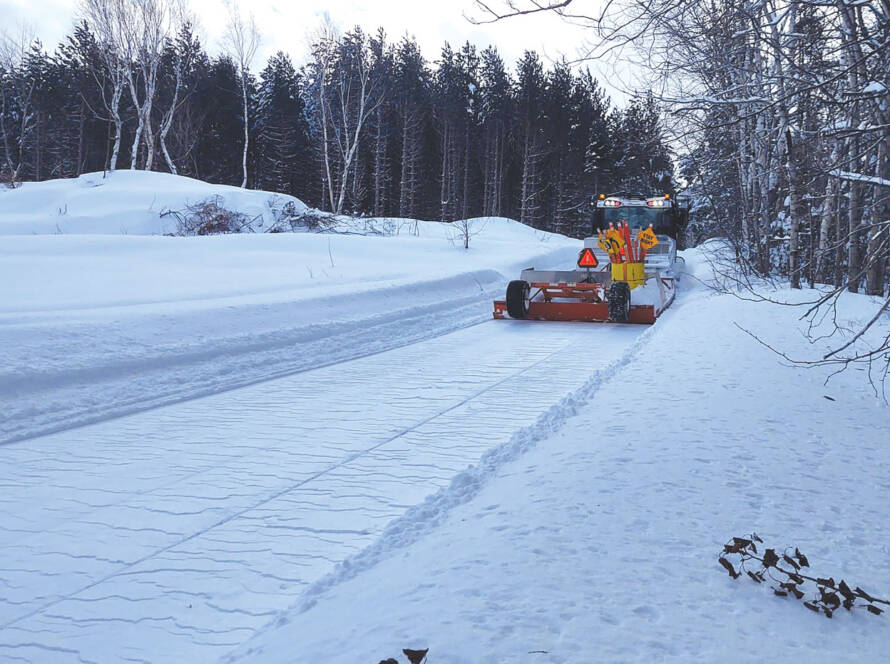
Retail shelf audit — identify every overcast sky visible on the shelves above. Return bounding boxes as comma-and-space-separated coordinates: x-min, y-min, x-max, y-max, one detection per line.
1, 0, 633, 101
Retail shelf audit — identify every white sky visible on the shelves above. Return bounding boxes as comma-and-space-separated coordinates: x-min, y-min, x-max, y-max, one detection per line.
1, 0, 634, 102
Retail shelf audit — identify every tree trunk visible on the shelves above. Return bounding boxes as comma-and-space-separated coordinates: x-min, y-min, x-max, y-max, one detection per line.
373, 105, 385, 216
319, 77, 336, 211
240, 73, 249, 187
35, 111, 42, 181
815, 145, 840, 284
756, 117, 774, 275
143, 108, 155, 170
129, 78, 144, 171
493, 127, 501, 216
520, 132, 531, 225
399, 114, 411, 217
785, 129, 803, 289
865, 138, 889, 295
160, 63, 182, 176
847, 135, 863, 293
76, 100, 85, 176
440, 121, 450, 221
461, 128, 471, 220
108, 81, 123, 172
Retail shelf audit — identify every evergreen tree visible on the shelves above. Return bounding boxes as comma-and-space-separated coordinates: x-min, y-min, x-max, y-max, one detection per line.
367, 29, 394, 216
57, 22, 109, 176
582, 72, 614, 199
456, 42, 481, 219
255, 51, 309, 199
542, 59, 574, 234
192, 56, 244, 185
479, 46, 511, 217
614, 94, 673, 194
435, 42, 463, 221
514, 50, 546, 227
392, 36, 430, 219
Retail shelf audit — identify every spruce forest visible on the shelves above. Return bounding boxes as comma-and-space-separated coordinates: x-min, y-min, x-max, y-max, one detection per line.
0, 16, 672, 240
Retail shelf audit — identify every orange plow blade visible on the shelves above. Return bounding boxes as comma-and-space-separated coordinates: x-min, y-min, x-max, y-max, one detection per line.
493, 277, 672, 325
493, 299, 656, 324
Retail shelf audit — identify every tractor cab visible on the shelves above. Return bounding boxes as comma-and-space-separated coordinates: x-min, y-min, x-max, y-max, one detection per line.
593, 193, 688, 247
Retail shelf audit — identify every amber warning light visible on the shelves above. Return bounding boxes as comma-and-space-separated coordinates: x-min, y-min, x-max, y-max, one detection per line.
577, 248, 599, 268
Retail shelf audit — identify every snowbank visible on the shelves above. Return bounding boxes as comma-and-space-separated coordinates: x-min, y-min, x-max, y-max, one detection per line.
0, 170, 309, 235
0, 220, 565, 314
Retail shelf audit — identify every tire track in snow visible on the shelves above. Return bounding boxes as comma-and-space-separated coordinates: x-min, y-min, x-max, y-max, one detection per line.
1, 286, 495, 446
2, 276, 708, 662
231, 273, 716, 652
279, 323, 660, 616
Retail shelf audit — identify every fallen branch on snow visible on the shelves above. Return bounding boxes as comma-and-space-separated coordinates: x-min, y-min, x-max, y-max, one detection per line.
719, 534, 888, 619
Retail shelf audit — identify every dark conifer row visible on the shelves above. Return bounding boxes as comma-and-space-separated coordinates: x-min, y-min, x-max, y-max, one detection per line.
1, 23, 673, 237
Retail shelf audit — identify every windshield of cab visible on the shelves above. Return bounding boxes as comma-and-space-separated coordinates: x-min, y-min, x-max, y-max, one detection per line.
600, 205, 676, 237
602, 206, 665, 229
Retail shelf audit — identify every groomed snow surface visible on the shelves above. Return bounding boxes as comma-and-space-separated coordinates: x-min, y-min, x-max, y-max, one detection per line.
2, 173, 890, 663
1, 172, 576, 444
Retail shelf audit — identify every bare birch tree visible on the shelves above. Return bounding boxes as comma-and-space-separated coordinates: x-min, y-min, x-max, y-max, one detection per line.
0, 24, 37, 185
124, 0, 181, 170
80, 0, 128, 172
311, 22, 384, 214
82, 0, 181, 171
157, 17, 196, 175
223, 0, 259, 188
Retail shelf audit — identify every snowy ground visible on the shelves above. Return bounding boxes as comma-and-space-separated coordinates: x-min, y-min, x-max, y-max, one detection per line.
0, 318, 644, 663
225, 255, 890, 664
1, 172, 575, 443
2, 174, 889, 663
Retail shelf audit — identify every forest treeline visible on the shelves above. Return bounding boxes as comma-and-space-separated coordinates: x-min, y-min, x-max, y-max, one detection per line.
0, 4, 674, 238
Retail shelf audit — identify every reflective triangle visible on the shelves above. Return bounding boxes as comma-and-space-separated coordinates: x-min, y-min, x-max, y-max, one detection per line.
577, 247, 599, 267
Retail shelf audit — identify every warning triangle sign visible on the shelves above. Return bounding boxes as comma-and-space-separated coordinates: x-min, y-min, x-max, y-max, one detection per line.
577, 247, 599, 268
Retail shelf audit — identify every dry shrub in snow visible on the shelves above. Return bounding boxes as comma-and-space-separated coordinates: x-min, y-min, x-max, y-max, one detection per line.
163, 195, 401, 236
402, 648, 428, 663
163, 196, 252, 235
2, 170, 20, 189
266, 203, 336, 233
719, 534, 888, 618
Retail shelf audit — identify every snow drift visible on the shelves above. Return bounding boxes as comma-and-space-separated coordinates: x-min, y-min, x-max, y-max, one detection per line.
0, 170, 309, 235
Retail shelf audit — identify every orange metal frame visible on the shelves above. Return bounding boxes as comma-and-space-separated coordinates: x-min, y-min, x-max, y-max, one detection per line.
493, 280, 660, 324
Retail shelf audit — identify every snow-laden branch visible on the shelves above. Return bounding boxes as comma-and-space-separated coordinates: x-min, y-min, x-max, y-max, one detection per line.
831, 170, 890, 188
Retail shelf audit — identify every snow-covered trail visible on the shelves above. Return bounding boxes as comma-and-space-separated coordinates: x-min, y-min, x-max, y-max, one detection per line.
0, 317, 646, 663
223, 268, 890, 664
1, 238, 576, 445
0, 269, 505, 445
